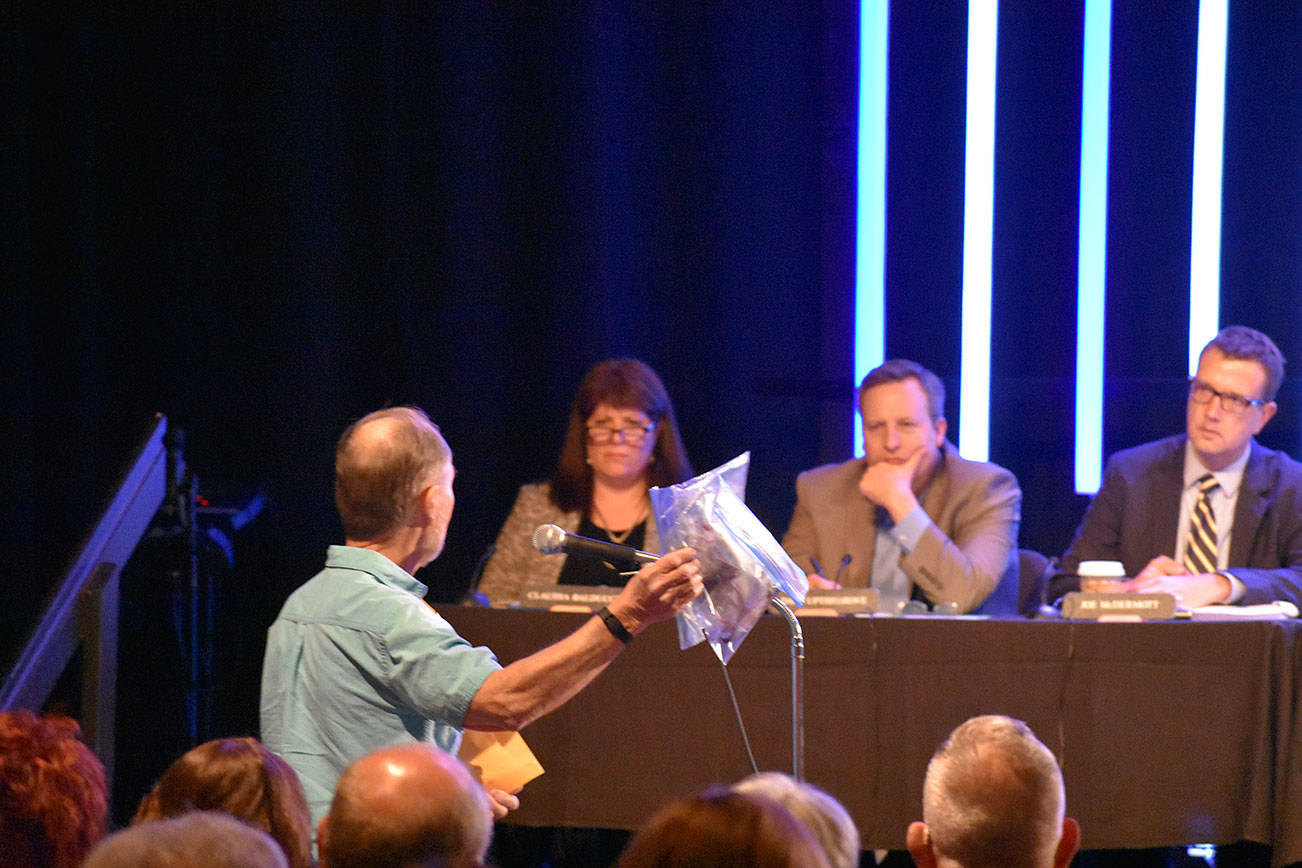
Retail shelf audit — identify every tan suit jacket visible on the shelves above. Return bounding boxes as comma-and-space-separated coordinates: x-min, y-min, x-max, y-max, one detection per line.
781, 442, 1020, 614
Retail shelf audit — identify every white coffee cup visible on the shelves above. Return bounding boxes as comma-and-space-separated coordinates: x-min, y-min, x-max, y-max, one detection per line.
1077, 559, 1126, 593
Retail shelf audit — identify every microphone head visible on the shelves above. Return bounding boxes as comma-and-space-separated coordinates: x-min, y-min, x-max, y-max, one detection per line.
533, 523, 567, 555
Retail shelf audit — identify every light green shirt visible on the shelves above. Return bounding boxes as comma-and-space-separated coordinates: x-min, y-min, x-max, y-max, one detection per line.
260, 545, 500, 824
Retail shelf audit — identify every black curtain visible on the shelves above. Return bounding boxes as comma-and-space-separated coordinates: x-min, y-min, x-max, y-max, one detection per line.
5, 0, 1302, 825
1, 5, 855, 714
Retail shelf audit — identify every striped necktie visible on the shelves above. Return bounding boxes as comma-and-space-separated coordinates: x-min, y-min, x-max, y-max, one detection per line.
1183, 474, 1220, 574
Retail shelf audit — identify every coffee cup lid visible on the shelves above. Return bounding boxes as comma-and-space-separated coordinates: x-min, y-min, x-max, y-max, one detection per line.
1077, 560, 1126, 577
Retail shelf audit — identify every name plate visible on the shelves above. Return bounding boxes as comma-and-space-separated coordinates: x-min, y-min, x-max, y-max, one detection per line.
1061, 592, 1177, 621
519, 584, 621, 612
794, 588, 879, 616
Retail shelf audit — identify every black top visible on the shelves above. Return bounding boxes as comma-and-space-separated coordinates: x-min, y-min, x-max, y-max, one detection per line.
555, 515, 649, 587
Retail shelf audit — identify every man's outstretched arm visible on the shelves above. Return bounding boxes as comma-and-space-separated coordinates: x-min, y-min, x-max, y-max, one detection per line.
462, 547, 701, 732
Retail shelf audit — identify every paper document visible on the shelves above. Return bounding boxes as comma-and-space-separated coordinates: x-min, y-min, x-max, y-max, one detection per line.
1190, 601, 1299, 621
458, 730, 544, 794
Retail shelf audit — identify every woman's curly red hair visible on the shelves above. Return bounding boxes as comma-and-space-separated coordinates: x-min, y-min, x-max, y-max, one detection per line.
0, 710, 108, 868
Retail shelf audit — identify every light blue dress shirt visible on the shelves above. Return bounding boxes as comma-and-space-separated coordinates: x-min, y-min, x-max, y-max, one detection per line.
260, 545, 501, 824
871, 504, 931, 613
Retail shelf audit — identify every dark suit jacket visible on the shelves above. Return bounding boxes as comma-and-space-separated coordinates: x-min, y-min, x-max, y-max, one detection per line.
1061, 434, 1302, 606
781, 442, 1020, 615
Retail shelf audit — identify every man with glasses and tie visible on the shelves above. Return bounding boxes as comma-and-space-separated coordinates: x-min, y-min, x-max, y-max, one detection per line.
1061, 326, 1302, 609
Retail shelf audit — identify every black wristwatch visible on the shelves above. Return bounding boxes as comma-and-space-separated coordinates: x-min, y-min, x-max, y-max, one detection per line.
596, 606, 634, 644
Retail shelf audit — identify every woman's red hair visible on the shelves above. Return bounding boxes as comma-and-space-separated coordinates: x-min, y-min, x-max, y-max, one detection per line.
0, 710, 107, 868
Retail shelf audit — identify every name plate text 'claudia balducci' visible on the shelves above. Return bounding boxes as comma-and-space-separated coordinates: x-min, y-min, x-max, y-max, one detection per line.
520, 585, 883, 616
520, 585, 620, 612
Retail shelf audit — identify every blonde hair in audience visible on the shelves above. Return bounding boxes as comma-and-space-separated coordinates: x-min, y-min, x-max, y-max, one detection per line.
620, 786, 831, 868
734, 772, 860, 868
86, 811, 287, 868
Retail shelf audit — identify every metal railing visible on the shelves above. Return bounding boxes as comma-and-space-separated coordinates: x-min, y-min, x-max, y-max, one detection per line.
1, 414, 168, 793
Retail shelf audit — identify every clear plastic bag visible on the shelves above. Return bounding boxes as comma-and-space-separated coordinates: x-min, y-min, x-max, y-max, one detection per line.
649, 453, 809, 663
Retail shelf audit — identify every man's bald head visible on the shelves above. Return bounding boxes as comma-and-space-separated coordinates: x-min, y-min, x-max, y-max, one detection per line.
335, 407, 451, 542
319, 744, 492, 868
911, 715, 1077, 868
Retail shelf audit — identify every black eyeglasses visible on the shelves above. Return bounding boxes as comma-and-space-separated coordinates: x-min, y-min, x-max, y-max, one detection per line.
1188, 378, 1266, 415
586, 423, 656, 445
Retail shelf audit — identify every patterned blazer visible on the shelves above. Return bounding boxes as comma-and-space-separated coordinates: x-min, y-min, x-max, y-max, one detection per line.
477, 482, 662, 604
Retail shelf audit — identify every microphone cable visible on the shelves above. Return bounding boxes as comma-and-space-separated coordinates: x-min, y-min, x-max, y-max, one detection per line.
715, 638, 760, 777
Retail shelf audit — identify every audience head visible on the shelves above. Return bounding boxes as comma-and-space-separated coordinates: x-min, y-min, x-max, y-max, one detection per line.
0, 710, 107, 868
132, 736, 312, 868
553, 358, 693, 512
619, 786, 831, 868
733, 772, 859, 868
318, 742, 492, 868
335, 406, 455, 563
84, 811, 287, 868
907, 715, 1079, 868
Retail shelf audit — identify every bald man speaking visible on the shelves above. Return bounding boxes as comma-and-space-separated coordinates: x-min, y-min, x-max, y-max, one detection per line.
261, 407, 702, 825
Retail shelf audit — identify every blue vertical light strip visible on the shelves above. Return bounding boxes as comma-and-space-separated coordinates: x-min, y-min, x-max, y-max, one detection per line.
958, 0, 998, 461
1074, 0, 1112, 494
855, 0, 889, 454
1187, 0, 1228, 373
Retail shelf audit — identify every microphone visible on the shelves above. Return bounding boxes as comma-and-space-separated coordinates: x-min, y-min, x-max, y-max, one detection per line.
461, 543, 495, 607
532, 523, 659, 566
833, 554, 852, 587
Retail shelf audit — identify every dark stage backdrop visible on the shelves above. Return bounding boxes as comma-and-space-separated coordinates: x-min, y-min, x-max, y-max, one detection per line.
3, 0, 1301, 821
2, 6, 858, 791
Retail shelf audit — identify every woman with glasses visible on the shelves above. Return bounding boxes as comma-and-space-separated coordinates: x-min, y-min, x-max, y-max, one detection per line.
478, 358, 694, 603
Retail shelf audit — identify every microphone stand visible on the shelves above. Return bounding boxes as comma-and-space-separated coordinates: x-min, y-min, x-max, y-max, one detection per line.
534, 525, 807, 780
767, 594, 805, 781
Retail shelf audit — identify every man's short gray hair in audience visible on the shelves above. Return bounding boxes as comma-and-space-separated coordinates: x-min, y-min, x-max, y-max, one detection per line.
83, 811, 288, 868
907, 715, 1080, 868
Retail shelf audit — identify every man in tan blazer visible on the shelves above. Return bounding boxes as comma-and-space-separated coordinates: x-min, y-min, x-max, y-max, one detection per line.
782, 359, 1020, 614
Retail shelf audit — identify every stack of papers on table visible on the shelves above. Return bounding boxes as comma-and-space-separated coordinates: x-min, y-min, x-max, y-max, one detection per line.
1190, 601, 1299, 620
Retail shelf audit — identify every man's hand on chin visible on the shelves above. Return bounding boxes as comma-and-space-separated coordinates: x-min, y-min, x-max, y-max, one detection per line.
1124, 571, 1232, 608
858, 449, 924, 521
